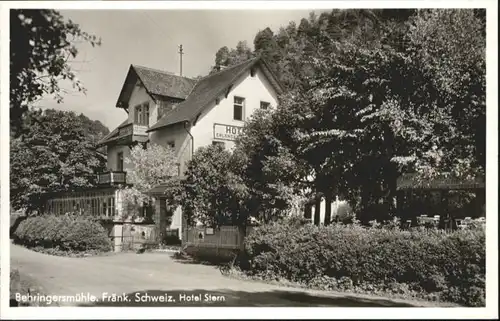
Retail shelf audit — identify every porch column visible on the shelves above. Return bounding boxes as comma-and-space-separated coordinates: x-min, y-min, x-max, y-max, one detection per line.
181, 209, 188, 244
154, 196, 168, 242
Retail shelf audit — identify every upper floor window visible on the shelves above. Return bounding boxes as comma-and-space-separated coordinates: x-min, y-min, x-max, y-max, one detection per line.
233, 97, 245, 121
260, 101, 270, 110
117, 152, 124, 171
134, 102, 150, 126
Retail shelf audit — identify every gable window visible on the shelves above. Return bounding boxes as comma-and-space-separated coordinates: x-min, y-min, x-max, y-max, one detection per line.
117, 152, 124, 171
260, 101, 270, 110
134, 102, 150, 126
233, 97, 245, 121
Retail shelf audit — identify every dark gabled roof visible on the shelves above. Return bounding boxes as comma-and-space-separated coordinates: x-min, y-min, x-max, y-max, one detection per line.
397, 173, 485, 190
96, 119, 130, 147
147, 56, 284, 132
116, 65, 197, 109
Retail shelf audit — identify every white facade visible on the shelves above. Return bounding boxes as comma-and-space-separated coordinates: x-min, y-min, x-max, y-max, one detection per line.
105, 62, 280, 238
107, 65, 279, 173
190, 68, 279, 151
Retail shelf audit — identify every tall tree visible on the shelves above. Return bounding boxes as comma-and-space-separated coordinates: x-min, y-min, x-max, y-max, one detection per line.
214, 46, 230, 67
78, 116, 110, 144
121, 143, 180, 221
10, 9, 101, 137
209, 41, 254, 75
10, 109, 107, 212
181, 145, 249, 234
233, 109, 311, 223
253, 27, 280, 66
271, 9, 485, 222
407, 9, 486, 177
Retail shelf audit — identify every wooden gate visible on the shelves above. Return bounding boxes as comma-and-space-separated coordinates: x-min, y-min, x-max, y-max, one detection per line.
118, 224, 159, 252
184, 226, 253, 250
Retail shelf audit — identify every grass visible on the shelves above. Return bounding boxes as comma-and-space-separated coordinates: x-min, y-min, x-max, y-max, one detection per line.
9, 268, 58, 307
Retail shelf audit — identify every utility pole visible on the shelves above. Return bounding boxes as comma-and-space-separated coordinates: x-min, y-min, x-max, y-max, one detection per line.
178, 44, 184, 76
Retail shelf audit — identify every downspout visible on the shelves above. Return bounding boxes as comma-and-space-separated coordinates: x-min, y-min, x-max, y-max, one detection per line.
183, 120, 194, 162
182, 120, 194, 245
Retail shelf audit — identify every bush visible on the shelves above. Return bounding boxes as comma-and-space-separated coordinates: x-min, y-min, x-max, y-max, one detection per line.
244, 221, 485, 307
14, 214, 112, 253
183, 246, 237, 265
162, 234, 182, 246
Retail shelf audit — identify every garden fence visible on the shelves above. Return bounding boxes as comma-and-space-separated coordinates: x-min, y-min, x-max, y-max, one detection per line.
184, 225, 254, 250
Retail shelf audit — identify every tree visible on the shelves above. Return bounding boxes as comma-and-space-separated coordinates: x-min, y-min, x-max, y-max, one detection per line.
201, 9, 420, 224
78, 116, 110, 146
10, 109, 108, 212
407, 9, 486, 178
121, 143, 180, 221
181, 145, 248, 228
231, 40, 254, 63
233, 109, 312, 223
214, 46, 230, 67
10, 9, 101, 137
271, 9, 485, 223
202, 9, 484, 224
253, 27, 280, 66
210, 41, 254, 74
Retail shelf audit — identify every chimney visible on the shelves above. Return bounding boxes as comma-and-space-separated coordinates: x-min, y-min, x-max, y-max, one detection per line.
213, 64, 228, 72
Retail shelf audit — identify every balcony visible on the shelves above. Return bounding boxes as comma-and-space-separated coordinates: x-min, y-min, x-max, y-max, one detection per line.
114, 123, 149, 145
97, 171, 127, 185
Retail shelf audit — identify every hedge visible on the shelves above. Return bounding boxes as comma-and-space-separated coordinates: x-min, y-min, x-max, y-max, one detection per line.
244, 220, 485, 307
13, 214, 112, 253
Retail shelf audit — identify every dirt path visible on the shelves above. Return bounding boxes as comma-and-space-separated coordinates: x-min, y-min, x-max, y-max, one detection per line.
9, 244, 450, 307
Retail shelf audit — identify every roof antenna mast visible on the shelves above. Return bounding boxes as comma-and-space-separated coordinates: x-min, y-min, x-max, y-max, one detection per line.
178, 44, 184, 76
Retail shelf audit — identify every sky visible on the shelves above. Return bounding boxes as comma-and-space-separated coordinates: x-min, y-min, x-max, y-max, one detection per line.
35, 9, 327, 131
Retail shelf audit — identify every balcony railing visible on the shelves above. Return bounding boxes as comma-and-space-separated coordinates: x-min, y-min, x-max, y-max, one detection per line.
118, 123, 148, 139
97, 171, 127, 185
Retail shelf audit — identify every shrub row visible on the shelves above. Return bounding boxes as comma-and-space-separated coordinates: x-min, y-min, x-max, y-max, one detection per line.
13, 214, 112, 253
243, 219, 485, 307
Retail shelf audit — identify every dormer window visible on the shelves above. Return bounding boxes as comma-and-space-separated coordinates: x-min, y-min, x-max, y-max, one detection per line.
134, 102, 150, 126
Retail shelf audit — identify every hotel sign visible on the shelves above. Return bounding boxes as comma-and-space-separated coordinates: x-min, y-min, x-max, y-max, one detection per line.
213, 123, 244, 141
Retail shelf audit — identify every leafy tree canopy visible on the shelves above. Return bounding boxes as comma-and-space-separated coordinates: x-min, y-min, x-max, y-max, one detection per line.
265, 9, 485, 222
121, 143, 181, 220
10, 109, 108, 212
214, 9, 485, 224
181, 145, 249, 228
10, 9, 101, 137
